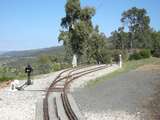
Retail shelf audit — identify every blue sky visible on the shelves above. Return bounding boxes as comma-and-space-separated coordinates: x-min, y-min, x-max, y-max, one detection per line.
0, 0, 159, 51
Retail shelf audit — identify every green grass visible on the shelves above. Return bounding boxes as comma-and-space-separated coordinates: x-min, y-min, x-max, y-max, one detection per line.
87, 57, 160, 86
0, 76, 14, 82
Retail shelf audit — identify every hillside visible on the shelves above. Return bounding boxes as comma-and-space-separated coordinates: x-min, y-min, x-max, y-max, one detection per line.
0, 46, 65, 58
0, 52, 6, 55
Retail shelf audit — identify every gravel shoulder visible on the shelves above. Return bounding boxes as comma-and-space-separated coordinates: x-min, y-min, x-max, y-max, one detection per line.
72, 64, 160, 120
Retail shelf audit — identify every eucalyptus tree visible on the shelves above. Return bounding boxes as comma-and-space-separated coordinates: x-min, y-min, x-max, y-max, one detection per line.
59, 0, 96, 63
59, 0, 81, 61
121, 7, 150, 49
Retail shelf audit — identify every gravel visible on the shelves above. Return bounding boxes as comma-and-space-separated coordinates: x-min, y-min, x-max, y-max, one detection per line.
70, 64, 119, 91
0, 71, 60, 120
0, 65, 119, 120
72, 67, 160, 120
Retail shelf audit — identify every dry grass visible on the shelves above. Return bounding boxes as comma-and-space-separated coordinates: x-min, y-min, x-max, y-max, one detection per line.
137, 64, 160, 71
0, 80, 12, 90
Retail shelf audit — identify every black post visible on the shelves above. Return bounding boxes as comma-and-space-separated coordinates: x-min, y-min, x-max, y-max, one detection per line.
25, 64, 33, 85
27, 72, 31, 85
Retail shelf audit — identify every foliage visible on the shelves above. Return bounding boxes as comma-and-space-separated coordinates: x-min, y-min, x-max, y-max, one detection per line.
129, 49, 151, 60
85, 26, 108, 64
38, 54, 51, 64
152, 49, 160, 58
0, 52, 71, 82
151, 32, 160, 50
52, 63, 61, 71
140, 49, 151, 58
111, 27, 129, 50
60, 0, 82, 58
110, 7, 160, 60
36, 64, 52, 74
129, 51, 142, 60
61, 0, 81, 29
70, 21, 89, 57
150, 31, 160, 57
59, 0, 107, 64
121, 7, 151, 49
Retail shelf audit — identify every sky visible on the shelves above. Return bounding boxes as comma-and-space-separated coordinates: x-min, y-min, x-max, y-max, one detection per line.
0, 0, 159, 51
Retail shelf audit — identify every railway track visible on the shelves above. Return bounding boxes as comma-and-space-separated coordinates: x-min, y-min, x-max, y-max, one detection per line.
40, 65, 111, 120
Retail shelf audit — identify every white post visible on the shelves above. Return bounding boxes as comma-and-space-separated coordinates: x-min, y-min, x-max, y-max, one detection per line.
72, 54, 77, 68
119, 54, 122, 68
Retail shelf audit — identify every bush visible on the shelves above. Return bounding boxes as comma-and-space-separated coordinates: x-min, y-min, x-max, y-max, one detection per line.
37, 64, 52, 74
102, 51, 112, 64
129, 49, 151, 60
129, 52, 142, 60
52, 63, 61, 71
152, 49, 160, 57
139, 49, 151, 58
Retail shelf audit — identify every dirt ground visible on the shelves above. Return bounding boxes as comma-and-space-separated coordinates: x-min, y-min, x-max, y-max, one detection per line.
134, 64, 160, 119
140, 65, 160, 120
0, 80, 11, 91
137, 64, 160, 71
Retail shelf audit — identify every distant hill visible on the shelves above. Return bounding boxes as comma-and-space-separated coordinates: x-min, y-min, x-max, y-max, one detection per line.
1, 46, 65, 57
0, 51, 6, 55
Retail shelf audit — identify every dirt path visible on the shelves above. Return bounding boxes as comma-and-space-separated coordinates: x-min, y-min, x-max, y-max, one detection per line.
73, 64, 160, 120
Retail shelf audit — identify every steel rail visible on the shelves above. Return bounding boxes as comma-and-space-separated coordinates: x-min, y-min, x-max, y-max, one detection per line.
43, 64, 111, 120
61, 65, 110, 120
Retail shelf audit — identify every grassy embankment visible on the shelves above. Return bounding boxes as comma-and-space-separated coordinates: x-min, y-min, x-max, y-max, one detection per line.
88, 57, 160, 86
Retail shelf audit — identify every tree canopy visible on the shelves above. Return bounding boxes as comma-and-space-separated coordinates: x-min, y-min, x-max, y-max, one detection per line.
59, 0, 107, 64
121, 7, 151, 49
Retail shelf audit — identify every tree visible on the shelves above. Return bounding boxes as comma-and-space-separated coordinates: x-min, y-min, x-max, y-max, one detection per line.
151, 31, 160, 50
150, 31, 160, 57
59, 0, 96, 63
121, 7, 150, 49
85, 26, 107, 64
111, 27, 129, 50
58, 31, 73, 62
80, 7, 95, 28
61, 0, 81, 30
59, 0, 82, 60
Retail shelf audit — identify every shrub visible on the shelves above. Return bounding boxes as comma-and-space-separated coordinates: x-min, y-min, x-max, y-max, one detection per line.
52, 63, 61, 71
102, 51, 112, 64
129, 49, 151, 60
37, 64, 52, 74
152, 49, 160, 57
139, 49, 151, 58
129, 52, 142, 60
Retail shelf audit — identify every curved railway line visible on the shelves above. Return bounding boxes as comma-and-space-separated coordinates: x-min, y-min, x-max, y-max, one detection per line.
42, 64, 111, 120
